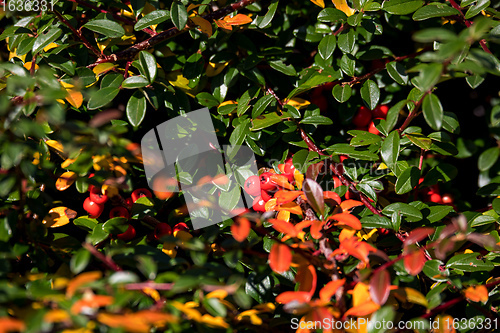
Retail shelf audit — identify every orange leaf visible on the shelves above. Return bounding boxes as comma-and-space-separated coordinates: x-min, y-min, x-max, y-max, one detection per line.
344, 301, 380, 317
310, 220, 325, 239
275, 291, 311, 304
215, 19, 232, 30
323, 191, 341, 205
310, 0, 325, 8
433, 315, 456, 333
404, 248, 426, 275
65, 89, 83, 108
274, 190, 303, 205
269, 243, 292, 273
295, 220, 313, 232
332, 0, 356, 16
276, 210, 291, 222
340, 237, 376, 263
0, 317, 26, 332
296, 265, 317, 297
56, 171, 77, 191
231, 217, 250, 242
340, 199, 363, 212
66, 271, 102, 297
276, 202, 303, 215
328, 213, 362, 230
465, 285, 488, 303
319, 278, 345, 303
270, 174, 294, 190
71, 294, 114, 314
190, 16, 212, 37
224, 14, 253, 26
269, 219, 298, 237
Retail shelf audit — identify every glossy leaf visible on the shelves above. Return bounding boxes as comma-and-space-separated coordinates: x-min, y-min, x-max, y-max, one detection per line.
83, 20, 125, 38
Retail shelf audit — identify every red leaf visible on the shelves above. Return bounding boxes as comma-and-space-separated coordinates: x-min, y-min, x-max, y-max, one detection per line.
339, 237, 376, 263
340, 199, 364, 212
303, 179, 325, 216
269, 243, 292, 273
344, 301, 380, 317
275, 291, 311, 304
310, 220, 325, 239
231, 217, 250, 242
369, 269, 390, 305
319, 278, 345, 303
403, 227, 434, 247
328, 213, 362, 230
404, 248, 426, 275
268, 219, 298, 237
296, 264, 317, 297
270, 174, 294, 190
323, 191, 341, 205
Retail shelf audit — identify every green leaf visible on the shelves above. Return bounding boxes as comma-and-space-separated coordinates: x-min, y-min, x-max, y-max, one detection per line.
340, 53, 356, 77
337, 29, 356, 54
229, 119, 250, 147
317, 8, 348, 23
442, 112, 460, 134
87, 224, 109, 246
73, 217, 98, 231
412, 4, 460, 21
360, 215, 393, 229
103, 217, 129, 234
466, 75, 485, 89
382, 202, 423, 222
171, 1, 188, 30
219, 185, 242, 212
368, 306, 396, 333
412, 63, 443, 92
422, 93, 443, 131
134, 10, 170, 31
381, 131, 400, 171
478, 147, 500, 171
348, 130, 382, 147
126, 91, 147, 127
318, 34, 337, 60
269, 60, 296, 76
139, 51, 157, 84
250, 112, 282, 131
413, 28, 457, 43
252, 95, 275, 118
478, 183, 500, 196
121, 75, 150, 89
386, 61, 408, 85
382, 0, 424, 15
258, 0, 279, 29
406, 132, 432, 150
83, 20, 125, 38
423, 260, 449, 282
196, 92, 220, 108
360, 79, 380, 110
471, 214, 497, 227
426, 205, 454, 223
88, 87, 119, 110
395, 166, 420, 194
464, 0, 490, 19
70, 248, 91, 274
203, 297, 227, 318
332, 84, 351, 103
446, 252, 494, 272
300, 115, 333, 125
32, 28, 62, 55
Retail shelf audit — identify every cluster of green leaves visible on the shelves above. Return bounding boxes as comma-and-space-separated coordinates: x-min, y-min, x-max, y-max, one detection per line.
1, 0, 500, 331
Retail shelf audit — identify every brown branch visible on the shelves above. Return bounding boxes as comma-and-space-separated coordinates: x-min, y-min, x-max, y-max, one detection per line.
88, 0, 259, 67
447, 0, 492, 54
53, 10, 101, 57
68, 0, 156, 36
83, 242, 122, 272
397, 91, 429, 134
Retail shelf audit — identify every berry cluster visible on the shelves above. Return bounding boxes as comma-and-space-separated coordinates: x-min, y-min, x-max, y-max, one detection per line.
352, 105, 389, 135
420, 178, 455, 208
244, 158, 298, 212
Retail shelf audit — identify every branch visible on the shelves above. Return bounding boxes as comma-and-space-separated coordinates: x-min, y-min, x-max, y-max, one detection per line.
83, 242, 122, 272
447, 0, 492, 54
397, 91, 429, 134
88, 0, 259, 67
53, 10, 101, 57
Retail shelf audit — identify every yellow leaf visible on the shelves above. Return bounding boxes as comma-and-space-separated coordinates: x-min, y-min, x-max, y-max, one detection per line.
206, 290, 228, 299
465, 285, 488, 303
166, 70, 191, 90
65, 89, 83, 108
55, 171, 77, 191
206, 61, 230, 77
43, 42, 59, 52
200, 314, 229, 329
92, 63, 116, 75
286, 97, 311, 109
311, 0, 325, 8
42, 206, 77, 228
46, 140, 65, 153
97, 39, 110, 53
9, 49, 26, 62
162, 242, 177, 258
332, 0, 356, 16
142, 287, 160, 301
393, 287, 428, 307
23, 62, 39, 71
44, 309, 69, 323
190, 16, 213, 37
351, 282, 371, 307
277, 210, 290, 222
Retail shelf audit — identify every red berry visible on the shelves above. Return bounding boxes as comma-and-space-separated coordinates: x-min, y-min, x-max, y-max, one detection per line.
154, 223, 172, 240
284, 159, 296, 176
89, 186, 108, 204
173, 222, 189, 233
83, 197, 104, 218
311, 95, 328, 113
261, 189, 272, 202
117, 225, 136, 241
442, 193, 454, 204
353, 106, 372, 127
252, 196, 266, 212
244, 175, 261, 196
368, 119, 382, 135
339, 155, 348, 163
373, 105, 389, 118
125, 197, 133, 208
259, 172, 277, 191
379, 228, 390, 235
429, 193, 442, 203
131, 188, 152, 202
109, 206, 129, 219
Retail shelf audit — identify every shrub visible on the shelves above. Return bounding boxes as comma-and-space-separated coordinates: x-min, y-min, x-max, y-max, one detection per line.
1, 0, 500, 332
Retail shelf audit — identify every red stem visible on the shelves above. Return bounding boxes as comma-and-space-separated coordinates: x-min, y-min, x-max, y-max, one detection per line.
53, 10, 101, 57
83, 242, 122, 272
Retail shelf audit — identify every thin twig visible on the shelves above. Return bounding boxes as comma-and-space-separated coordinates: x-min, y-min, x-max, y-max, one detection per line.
53, 10, 101, 57
83, 242, 122, 272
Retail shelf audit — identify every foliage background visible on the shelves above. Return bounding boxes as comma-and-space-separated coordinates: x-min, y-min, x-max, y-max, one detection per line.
1, 0, 500, 332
